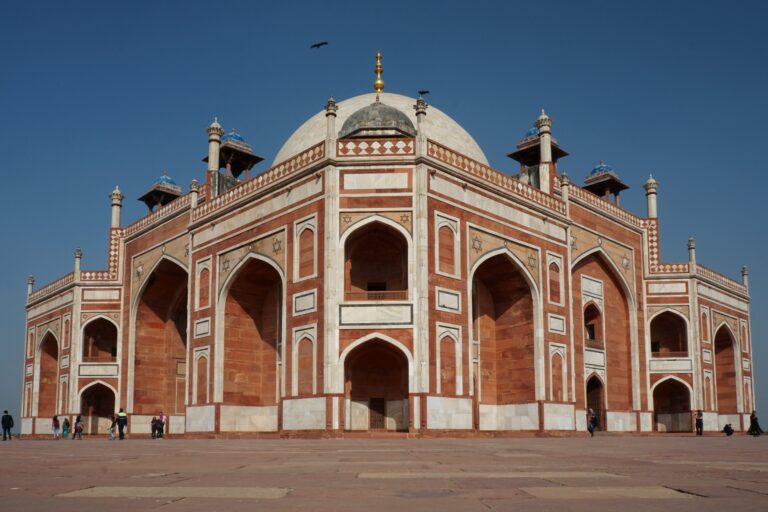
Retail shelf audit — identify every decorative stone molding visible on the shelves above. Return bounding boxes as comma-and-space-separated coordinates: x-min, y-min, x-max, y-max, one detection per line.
217, 228, 287, 293
340, 211, 412, 236
467, 227, 540, 287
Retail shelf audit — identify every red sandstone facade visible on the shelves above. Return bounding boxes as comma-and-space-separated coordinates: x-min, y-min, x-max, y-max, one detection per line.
21, 90, 754, 437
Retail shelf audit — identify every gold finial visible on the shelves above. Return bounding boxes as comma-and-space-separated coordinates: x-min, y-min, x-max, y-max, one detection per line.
373, 49, 384, 94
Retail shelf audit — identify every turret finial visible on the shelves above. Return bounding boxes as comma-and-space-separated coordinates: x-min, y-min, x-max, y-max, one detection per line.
373, 49, 384, 95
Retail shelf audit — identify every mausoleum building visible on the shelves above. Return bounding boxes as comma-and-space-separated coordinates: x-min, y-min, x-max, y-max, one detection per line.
21, 54, 755, 436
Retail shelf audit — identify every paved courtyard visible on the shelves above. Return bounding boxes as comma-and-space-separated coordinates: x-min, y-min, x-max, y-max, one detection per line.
1, 435, 767, 511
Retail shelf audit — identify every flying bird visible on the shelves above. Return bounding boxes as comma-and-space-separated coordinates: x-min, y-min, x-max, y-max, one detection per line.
418, 90, 430, 96
310, 41, 329, 49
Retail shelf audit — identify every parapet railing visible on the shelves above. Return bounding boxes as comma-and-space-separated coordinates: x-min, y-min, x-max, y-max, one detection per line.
28, 272, 75, 302
651, 351, 689, 358
123, 192, 192, 238
427, 140, 567, 215
696, 264, 747, 295
337, 138, 415, 157
192, 142, 325, 221
567, 183, 644, 228
344, 290, 409, 301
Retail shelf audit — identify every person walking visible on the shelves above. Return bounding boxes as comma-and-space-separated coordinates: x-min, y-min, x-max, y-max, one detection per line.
107, 415, 116, 441
150, 417, 157, 439
73, 415, 84, 440
695, 410, 704, 436
62, 417, 70, 437
748, 411, 764, 436
1, 410, 13, 441
116, 408, 128, 440
587, 408, 597, 437
52, 415, 61, 439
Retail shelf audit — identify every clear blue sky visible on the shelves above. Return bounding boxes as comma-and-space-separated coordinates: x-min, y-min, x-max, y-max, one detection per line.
1, 0, 765, 421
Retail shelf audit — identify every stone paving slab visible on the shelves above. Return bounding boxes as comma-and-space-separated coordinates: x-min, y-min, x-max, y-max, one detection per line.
2, 436, 766, 511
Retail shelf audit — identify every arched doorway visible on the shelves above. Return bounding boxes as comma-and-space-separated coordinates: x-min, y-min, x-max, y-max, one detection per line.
344, 221, 408, 301
650, 312, 688, 357
134, 259, 188, 415
471, 253, 535, 406
344, 339, 409, 431
223, 257, 282, 406
653, 379, 691, 432
586, 375, 605, 430
82, 318, 117, 362
573, 252, 632, 412
80, 383, 116, 435
38, 333, 59, 417
714, 326, 738, 414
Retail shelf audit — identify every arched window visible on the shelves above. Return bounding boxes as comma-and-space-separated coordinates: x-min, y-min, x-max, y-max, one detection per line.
198, 267, 210, 309
344, 222, 408, 301
195, 355, 208, 404
439, 336, 457, 395
297, 337, 314, 395
583, 303, 603, 349
700, 312, 709, 341
548, 262, 561, 304
298, 227, 315, 279
438, 225, 456, 275
82, 318, 117, 362
650, 311, 688, 357
551, 352, 564, 401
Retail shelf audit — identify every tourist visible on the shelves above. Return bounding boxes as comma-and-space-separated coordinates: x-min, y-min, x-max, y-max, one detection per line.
73, 415, 84, 440
721, 423, 734, 436
1, 410, 13, 441
62, 417, 70, 437
52, 415, 60, 439
748, 411, 763, 436
695, 410, 704, 436
157, 412, 165, 439
587, 408, 597, 437
108, 415, 116, 441
116, 408, 128, 440
150, 417, 157, 439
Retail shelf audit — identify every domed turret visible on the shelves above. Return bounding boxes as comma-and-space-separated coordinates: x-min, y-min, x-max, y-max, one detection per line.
138, 171, 183, 212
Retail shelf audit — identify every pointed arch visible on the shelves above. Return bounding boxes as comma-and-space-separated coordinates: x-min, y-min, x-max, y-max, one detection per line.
128, 255, 189, 414
81, 315, 119, 362
79, 381, 117, 435
35, 331, 60, 418
713, 323, 739, 413
469, 246, 543, 402
339, 332, 414, 392
215, 252, 286, 405
649, 309, 689, 357
651, 376, 692, 432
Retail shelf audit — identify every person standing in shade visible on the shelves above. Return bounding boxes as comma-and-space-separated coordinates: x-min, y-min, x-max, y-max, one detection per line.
62, 417, 70, 437
1, 410, 13, 441
695, 410, 704, 436
157, 412, 165, 439
73, 415, 84, 440
116, 408, 128, 440
587, 408, 597, 437
748, 411, 763, 436
52, 415, 61, 439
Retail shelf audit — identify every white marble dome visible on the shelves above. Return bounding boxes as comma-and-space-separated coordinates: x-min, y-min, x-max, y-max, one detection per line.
273, 92, 488, 165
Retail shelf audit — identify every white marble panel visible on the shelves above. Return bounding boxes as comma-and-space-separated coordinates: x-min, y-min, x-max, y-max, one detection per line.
350, 400, 368, 430
35, 418, 51, 435
21, 417, 33, 435
435, 288, 461, 313
584, 348, 605, 367
426, 397, 472, 430
60, 356, 70, 369
718, 414, 741, 431
548, 314, 566, 334
648, 282, 687, 294
542, 403, 575, 430
79, 363, 119, 377
431, 176, 567, 241
479, 403, 539, 431
606, 411, 636, 431
293, 290, 317, 315
697, 284, 749, 312
194, 318, 210, 338
742, 358, 750, 371
702, 349, 712, 363
168, 415, 185, 434
640, 412, 653, 432
129, 415, 154, 434
344, 172, 408, 190
195, 179, 322, 246
25, 364, 33, 376
339, 304, 412, 326
83, 289, 120, 301
219, 405, 278, 432
386, 399, 409, 431
575, 409, 587, 432
283, 397, 326, 430
185, 405, 215, 432
703, 412, 719, 432
28, 291, 74, 319
648, 358, 692, 372
655, 412, 691, 432
581, 276, 603, 299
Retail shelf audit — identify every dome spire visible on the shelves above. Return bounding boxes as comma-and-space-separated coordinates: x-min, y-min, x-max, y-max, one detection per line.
373, 49, 384, 97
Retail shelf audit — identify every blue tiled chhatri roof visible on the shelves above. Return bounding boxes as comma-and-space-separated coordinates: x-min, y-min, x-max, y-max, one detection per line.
524, 126, 539, 138
591, 161, 613, 174
222, 131, 246, 143
155, 173, 178, 186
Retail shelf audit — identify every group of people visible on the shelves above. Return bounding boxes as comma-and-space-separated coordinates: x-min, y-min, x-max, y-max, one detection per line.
51, 414, 84, 439
586, 408, 763, 437
150, 413, 166, 439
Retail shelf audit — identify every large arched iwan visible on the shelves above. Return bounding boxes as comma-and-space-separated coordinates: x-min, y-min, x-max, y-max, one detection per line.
133, 259, 188, 415
572, 253, 632, 410
472, 253, 535, 404
223, 257, 282, 406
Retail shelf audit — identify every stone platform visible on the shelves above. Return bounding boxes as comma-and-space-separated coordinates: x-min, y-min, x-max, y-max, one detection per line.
1, 435, 766, 511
